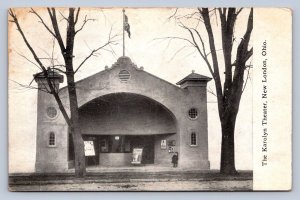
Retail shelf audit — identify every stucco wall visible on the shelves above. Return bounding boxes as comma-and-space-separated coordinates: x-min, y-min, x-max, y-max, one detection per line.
35, 85, 69, 172
176, 86, 210, 169
154, 134, 178, 166
99, 153, 132, 166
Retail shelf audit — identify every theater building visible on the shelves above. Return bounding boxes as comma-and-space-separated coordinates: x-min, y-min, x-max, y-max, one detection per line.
34, 56, 211, 172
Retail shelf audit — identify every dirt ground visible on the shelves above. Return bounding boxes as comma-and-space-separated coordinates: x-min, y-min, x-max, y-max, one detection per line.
9, 180, 252, 191
9, 170, 253, 191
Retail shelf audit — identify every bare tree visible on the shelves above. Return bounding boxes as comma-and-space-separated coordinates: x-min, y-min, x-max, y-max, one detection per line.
165, 8, 253, 175
9, 7, 119, 177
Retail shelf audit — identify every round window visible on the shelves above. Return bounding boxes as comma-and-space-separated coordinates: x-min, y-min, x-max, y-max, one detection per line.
118, 70, 130, 82
188, 108, 198, 119
46, 107, 58, 118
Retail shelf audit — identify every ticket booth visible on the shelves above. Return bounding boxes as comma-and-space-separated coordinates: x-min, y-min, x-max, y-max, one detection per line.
98, 135, 154, 166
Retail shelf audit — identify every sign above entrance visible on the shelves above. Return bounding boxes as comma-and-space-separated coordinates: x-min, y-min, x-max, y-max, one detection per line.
84, 141, 95, 156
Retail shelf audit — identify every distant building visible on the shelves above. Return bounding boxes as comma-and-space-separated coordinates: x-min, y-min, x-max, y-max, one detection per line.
34, 56, 211, 172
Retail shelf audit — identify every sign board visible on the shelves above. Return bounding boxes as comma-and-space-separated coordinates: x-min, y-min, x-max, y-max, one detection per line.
84, 141, 95, 156
131, 148, 143, 164
161, 140, 167, 149
168, 146, 175, 153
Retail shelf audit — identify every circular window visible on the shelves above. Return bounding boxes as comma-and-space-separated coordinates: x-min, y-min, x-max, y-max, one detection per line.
188, 108, 198, 119
46, 107, 58, 118
118, 70, 130, 82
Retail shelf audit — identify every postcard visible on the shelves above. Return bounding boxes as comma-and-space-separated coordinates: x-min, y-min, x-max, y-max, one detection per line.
8, 7, 292, 191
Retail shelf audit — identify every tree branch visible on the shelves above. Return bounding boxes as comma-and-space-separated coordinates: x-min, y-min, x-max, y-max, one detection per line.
59, 11, 69, 22
9, 8, 71, 126
207, 86, 217, 97
47, 8, 66, 54
74, 41, 116, 74
74, 8, 80, 24
9, 9, 46, 72
154, 36, 196, 47
75, 15, 96, 34
10, 79, 50, 93
13, 50, 42, 70
167, 45, 191, 62
241, 66, 250, 94
167, 8, 178, 21
218, 8, 238, 112
29, 8, 56, 38
199, 7, 224, 118
51, 66, 66, 74
229, 8, 253, 114
180, 23, 215, 76
74, 26, 119, 73
191, 28, 207, 56
236, 8, 243, 16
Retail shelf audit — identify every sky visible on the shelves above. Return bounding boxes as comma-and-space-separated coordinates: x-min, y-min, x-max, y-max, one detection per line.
8, 7, 253, 172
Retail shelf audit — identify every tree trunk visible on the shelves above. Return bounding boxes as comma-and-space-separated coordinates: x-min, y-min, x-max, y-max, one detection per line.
9, 8, 88, 177
66, 60, 86, 177
220, 111, 238, 175
70, 126, 86, 177
66, 73, 86, 177
64, 8, 86, 177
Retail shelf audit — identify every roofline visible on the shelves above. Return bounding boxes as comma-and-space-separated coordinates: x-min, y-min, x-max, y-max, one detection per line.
59, 68, 107, 92
176, 76, 212, 85
59, 67, 183, 93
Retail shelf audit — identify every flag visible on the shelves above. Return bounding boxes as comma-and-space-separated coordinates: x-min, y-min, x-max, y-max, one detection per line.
124, 14, 131, 38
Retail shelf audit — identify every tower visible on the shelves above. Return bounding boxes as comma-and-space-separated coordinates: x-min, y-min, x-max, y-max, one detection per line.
176, 71, 212, 169
34, 69, 68, 172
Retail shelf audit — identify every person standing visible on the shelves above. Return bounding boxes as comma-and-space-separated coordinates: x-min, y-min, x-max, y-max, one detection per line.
171, 152, 178, 168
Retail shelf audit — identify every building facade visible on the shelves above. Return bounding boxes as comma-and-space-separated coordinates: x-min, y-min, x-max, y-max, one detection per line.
34, 56, 211, 172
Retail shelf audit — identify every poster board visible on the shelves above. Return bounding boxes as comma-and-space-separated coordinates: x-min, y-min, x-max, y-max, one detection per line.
84, 141, 95, 156
131, 148, 143, 164
161, 140, 167, 149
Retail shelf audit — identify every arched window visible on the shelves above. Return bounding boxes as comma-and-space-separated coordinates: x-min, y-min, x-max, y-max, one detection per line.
48, 132, 56, 147
190, 132, 197, 146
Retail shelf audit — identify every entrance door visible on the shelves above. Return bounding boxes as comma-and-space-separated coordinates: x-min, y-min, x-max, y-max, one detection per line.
142, 136, 154, 164
130, 136, 154, 164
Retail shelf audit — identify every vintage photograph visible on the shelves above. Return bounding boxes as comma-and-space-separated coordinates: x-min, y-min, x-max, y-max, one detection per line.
8, 7, 255, 191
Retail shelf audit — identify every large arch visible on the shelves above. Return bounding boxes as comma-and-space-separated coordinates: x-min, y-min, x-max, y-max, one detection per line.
68, 92, 178, 167
78, 92, 178, 135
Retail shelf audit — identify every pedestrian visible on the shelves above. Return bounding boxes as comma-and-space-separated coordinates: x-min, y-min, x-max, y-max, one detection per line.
171, 152, 178, 167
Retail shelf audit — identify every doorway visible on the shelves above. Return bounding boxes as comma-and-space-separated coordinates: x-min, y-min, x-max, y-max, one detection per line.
129, 135, 154, 164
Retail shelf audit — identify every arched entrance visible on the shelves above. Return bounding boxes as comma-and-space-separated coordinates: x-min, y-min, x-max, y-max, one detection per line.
68, 92, 177, 167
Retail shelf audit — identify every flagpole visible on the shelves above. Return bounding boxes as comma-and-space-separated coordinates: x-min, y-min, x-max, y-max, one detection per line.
122, 8, 125, 57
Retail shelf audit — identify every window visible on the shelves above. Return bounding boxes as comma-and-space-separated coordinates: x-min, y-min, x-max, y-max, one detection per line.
190, 132, 197, 146
118, 70, 130, 82
46, 107, 58, 119
188, 108, 198, 119
99, 136, 132, 153
100, 139, 108, 152
124, 139, 131, 152
48, 132, 56, 147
